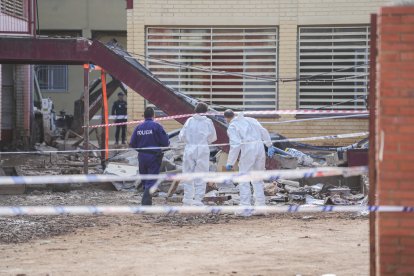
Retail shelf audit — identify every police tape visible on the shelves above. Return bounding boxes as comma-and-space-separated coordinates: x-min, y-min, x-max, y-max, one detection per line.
245, 131, 368, 145
0, 205, 412, 217
87, 109, 369, 128
0, 131, 368, 155
261, 114, 369, 125
0, 166, 367, 186
91, 115, 128, 120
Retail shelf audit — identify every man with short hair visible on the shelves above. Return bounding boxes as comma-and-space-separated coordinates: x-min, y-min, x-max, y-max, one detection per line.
112, 92, 127, 145
224, 109, 277, 206
130, 107, 170, 205
179, 102, 217, 205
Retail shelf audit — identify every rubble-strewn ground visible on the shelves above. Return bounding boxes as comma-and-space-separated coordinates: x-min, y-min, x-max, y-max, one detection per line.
0, 189, 368, 275
0, 150, 369, 275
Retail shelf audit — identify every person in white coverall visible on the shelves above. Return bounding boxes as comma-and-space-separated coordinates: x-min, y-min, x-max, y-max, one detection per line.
179, 102, 217, 205
224, 109, 278, 206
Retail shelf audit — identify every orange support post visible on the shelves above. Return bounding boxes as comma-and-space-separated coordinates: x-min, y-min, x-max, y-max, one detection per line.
101, 70, 109, 160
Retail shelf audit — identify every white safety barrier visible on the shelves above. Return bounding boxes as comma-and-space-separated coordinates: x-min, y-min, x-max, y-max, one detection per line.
0, 131, 368, 155
0, 166, 368, 186
87, 109, 369, 128
0, 205, 412, 217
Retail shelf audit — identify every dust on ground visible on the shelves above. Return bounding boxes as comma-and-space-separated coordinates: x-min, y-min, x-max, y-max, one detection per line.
0, 150, 369, 275
0, 189, 368, 276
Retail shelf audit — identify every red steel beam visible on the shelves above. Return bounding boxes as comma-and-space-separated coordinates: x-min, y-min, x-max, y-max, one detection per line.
0, 37, 90, 64
0, 37, 229, 145
87, 41, 229, 145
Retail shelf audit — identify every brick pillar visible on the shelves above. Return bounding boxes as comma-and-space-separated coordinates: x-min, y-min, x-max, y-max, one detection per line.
375, 6, 414, 275
14, 65, 31, 148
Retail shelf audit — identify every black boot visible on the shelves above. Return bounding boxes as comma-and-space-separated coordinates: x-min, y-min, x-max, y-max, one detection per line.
141, 187, 152, 206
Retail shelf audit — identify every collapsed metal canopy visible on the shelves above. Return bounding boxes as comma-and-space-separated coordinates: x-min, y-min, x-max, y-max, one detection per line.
0, 36, 229, 145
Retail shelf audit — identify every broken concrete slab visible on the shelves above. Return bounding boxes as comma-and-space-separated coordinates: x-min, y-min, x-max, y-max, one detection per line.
104, 162, 138, 191
278, 179, 301, 188
269, 193, 288, 203
328, 187, 351, 197
310, 183, 324, 193
305, 195, 324, 205
110, 149, 138, 166
266, 153, 298, 170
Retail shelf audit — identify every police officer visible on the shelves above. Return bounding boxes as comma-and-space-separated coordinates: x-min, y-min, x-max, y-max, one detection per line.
130, 107, 170, 205
111, 92, 127, 145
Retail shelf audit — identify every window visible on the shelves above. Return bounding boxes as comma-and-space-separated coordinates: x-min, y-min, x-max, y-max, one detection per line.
298, 26, 370, 110
35, 65, 68, 92
146, 27, 278, 110
0, 0, 26, 18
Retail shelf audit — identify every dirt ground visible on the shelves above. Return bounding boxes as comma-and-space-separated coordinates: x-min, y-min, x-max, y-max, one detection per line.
0, 189, 368, 276
0, 214, 368, 276
0, 152, 369, 276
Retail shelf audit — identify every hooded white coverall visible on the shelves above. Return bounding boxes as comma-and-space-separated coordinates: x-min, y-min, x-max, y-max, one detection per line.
226, 113, 272, 206
179, 114, 217, 205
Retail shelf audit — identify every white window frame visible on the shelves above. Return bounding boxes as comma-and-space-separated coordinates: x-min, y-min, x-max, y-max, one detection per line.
298, 26, 370, 110
35, 65, 68, 92
146, 26, 278, 111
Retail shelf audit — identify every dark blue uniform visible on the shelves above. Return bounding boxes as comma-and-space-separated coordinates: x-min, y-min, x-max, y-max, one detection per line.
130, 119, 170, 202
112, 100, 127, 144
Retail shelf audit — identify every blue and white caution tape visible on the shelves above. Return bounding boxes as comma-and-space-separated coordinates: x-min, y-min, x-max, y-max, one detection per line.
0, 131, 368, 155
0, 205, 412, 217
88, 109, 369, 128
261, 114, 369, 125
0, 166, 368, 186
268, 132, 368, 144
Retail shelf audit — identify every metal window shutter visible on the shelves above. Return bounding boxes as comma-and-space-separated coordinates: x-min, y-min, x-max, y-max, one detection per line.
146, 27, 278, 111
298, 26, 370, 110
0, 0, 25, 18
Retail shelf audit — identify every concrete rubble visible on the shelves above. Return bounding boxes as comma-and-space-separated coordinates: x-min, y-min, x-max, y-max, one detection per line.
1, 133, 369, 209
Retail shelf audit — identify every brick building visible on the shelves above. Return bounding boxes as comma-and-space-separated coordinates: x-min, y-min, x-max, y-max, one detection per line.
0, 0, 36, 147
126, 0, 391, 144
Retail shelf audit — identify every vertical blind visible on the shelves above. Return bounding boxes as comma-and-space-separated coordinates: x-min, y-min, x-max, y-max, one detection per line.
146, 27, 278, 110
298, 26, 370, 110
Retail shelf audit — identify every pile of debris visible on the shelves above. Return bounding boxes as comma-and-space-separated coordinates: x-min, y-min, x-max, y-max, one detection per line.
263, 179, 366, 206
103, 132, 368, 207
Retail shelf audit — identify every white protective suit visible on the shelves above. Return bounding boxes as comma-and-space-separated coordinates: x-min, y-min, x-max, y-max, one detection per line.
226, 113, 272, 206
179, 114, 217, 205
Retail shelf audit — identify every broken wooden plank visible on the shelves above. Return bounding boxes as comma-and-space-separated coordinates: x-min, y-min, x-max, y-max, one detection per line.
167, 180, 180, 198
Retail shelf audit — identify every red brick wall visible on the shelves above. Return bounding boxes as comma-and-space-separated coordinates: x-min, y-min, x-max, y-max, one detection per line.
375, 6, 414, 276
